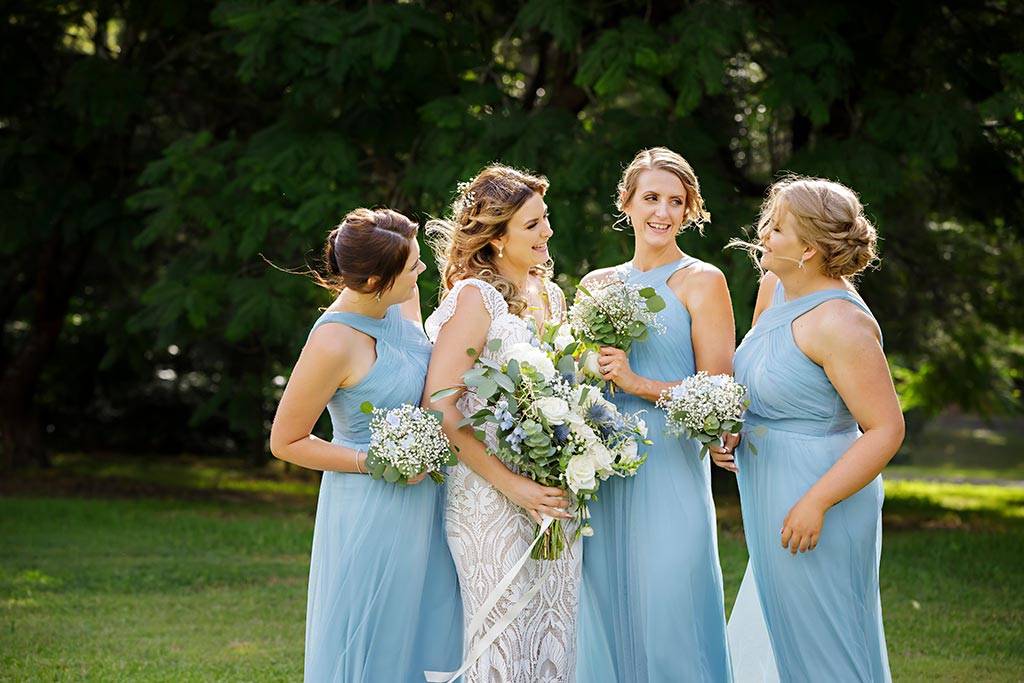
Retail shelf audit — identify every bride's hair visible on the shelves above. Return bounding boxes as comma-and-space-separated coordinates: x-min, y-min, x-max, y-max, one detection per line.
616, 147, 710, 234
729, 175, 879, 279
427, 163, 551, 316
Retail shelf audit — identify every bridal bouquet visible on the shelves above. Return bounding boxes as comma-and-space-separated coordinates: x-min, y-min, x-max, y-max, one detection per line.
657, 372, 751, 458
567, 277, 666, 389
359, 402, 458, 485
439, 323, 649, 559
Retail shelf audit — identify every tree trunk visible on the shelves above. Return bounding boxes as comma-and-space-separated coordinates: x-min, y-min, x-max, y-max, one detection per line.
0, 229, 94, 471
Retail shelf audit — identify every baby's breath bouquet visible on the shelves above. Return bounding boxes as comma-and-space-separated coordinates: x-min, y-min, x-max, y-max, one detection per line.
568, 276, 667, 353
359, 403, 458, 485
657, 372, 751, 458
435, 323, 650, 559
568, 277, 666, 390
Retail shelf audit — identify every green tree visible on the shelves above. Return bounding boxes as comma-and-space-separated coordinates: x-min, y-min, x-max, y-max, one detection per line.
4, 0, 1021, 468
1, 1, 247, 467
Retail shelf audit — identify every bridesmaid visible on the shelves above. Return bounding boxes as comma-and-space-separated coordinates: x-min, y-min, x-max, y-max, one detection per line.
269, 208, 462, 682
713, 176, 904, 682
577, 147, 734, 682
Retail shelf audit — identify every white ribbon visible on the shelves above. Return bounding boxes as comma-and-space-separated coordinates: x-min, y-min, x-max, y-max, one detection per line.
424, 516, 555, 683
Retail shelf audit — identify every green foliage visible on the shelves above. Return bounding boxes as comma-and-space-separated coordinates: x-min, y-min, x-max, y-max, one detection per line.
2, 0, 1022, 466
569, 280, 666, 353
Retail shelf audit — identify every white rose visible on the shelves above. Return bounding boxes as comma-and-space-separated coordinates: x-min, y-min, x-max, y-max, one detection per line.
553, 328, 576, 352
619, 438, 639, 464
582, 349, 601, 378
591, 442, 614, 475
565, 452, 597, 493
504, 342, 557, 380
534, 396, 571, 425
570, 422, 600, 447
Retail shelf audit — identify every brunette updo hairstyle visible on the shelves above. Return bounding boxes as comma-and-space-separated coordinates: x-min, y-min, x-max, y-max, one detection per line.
427, 164, 551, 316
616, 147, 711, 234
319, 208, 419, 296
752, 176, 879, 278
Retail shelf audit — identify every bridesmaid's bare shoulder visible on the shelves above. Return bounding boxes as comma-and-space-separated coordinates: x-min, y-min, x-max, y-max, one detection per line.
751, 272, 779, 325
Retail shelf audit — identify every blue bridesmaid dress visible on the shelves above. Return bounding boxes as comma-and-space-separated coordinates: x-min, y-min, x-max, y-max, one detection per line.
734, 281, 891, 682
303, 306, 462, 683
578, 257, 733, 683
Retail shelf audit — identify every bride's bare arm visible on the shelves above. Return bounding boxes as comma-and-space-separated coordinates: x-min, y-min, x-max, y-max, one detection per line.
423, 285, 571, 523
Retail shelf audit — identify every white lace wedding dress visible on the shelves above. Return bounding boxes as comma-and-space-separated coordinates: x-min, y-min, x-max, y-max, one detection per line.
425, 277, 581, 683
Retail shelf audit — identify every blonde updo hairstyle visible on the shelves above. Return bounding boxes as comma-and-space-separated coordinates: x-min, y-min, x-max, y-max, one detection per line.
428, 164, 551, 316
757, 176, 879, 278
616, 146, 711, 234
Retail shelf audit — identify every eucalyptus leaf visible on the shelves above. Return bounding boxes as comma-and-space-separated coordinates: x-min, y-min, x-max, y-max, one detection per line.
478, 357, 504, 371
430, 387, 460, 402
507, 359, 521, 385
463, 367, 489, 381
493, 372, 515, 392
646, 295, 666, 313
476, 377, 499, 399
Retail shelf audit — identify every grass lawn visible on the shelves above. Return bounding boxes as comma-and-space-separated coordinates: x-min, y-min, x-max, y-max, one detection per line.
888, 413, 1024, 483
2, 452, 1023, 682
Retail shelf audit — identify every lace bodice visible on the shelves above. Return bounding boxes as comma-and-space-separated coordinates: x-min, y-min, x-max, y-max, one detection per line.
425, 277, 565, 354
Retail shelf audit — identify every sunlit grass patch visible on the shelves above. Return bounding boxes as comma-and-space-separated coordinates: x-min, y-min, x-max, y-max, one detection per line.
884, 479, 1024, 523
22, 453, 323, 502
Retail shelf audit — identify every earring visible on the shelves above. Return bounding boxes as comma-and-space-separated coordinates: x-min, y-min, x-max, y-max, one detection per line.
798, 255, 806, 269
498, 245, 504, 258
375, 291, 382, 301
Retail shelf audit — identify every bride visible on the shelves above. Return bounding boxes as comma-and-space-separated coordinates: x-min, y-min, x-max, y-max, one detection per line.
422, 163, 579, 683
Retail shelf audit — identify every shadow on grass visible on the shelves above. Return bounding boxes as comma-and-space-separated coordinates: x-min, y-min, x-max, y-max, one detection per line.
2, 452, 1022, 683
0, 453, 321, 511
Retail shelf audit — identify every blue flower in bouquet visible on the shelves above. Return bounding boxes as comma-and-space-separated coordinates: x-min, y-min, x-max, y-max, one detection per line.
508, 425, 526, 453
587, 401, 617, 429
552, 423, 570, 446
494, 398, 515, 430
